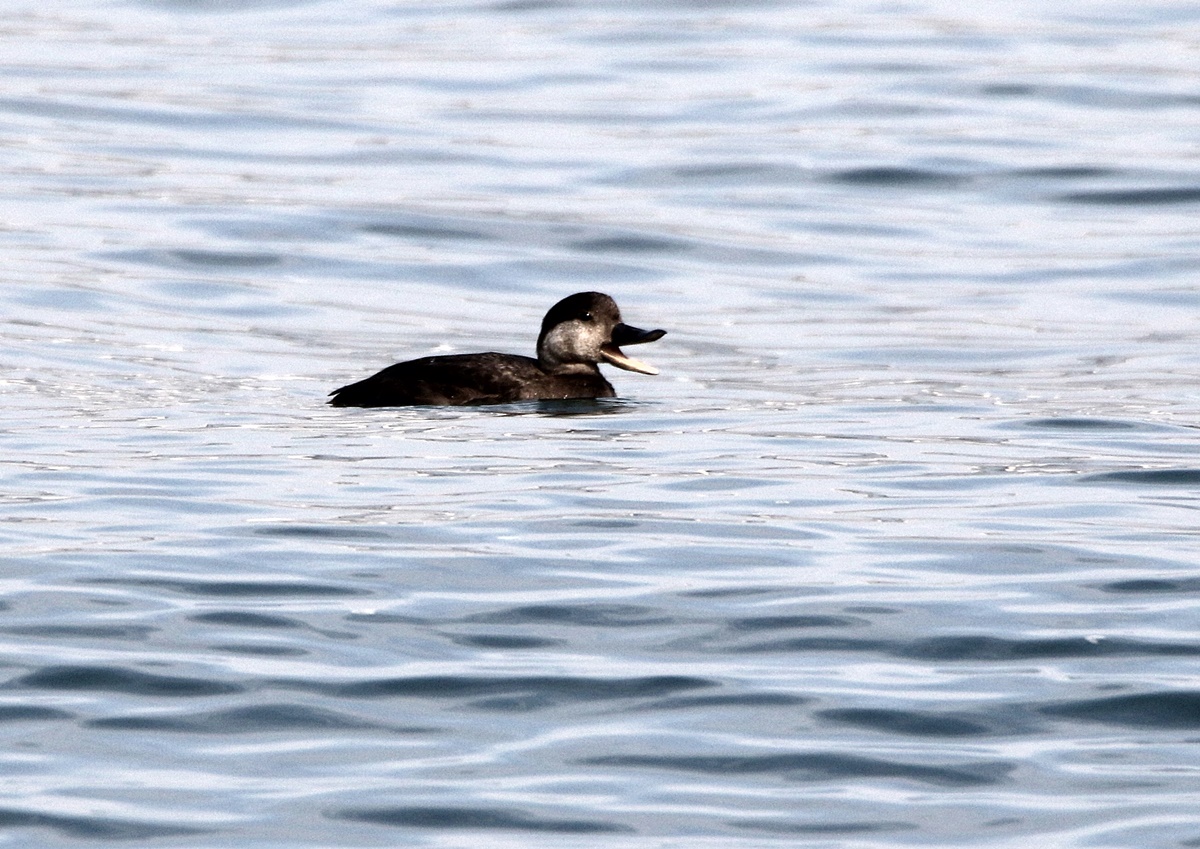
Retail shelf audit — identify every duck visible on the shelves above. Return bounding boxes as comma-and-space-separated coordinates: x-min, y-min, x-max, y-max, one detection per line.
328, 292, 666, 407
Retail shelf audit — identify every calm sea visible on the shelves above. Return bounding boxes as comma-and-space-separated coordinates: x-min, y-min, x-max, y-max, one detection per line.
4, 1, 1200, 846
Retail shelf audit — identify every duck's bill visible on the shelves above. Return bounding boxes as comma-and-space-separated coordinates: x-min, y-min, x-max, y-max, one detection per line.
611, 323, 666, 347
603, 323, 665, 374
601, 343, 659, 375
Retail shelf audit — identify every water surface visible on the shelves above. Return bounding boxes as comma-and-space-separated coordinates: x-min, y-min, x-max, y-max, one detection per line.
3, 1, 1200, 847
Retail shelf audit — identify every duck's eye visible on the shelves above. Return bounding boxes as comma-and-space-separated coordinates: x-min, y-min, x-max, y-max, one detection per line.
581, 312, 594, 322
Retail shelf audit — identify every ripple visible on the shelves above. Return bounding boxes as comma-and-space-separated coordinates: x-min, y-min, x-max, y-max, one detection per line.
13, 666, 242, 697
329, 674, 716, 706
617, 160, 809, 186
210, 643, 309, 657
1019, 417, 1140, 431
570, 235, 692, 254
1100, 578, 1200, 594
189, 611, 305, 628
465, 603, 670, 627
1081, 469, 1200, 486
817, 708, 992, 737
88, 703, 393, 733
728, 818, 918, 835
1058, 187, 1200, 205
0, 705, 74, 722
826, 166, 968, 187
661, 476, 775, 492
733, 637, 889, 654
447, 634, 563, 649
1, 625, 157, 640
724, 632, 1200, 660
0, 807, 207, 840
87, 577, 367, 598
107, 248, 284, 270
582, 753, 1013, 787
169, 249, 283, 268
361, 221, 494, 242
332, 805, 631, 834
900, 636, 1200, 661
646, 693, 808, 710
252, 524, 395, 540
978, 82, 1199, 109
1041, 691, 1200, 729
728, 615, 867, 631
1009, 166, 1117, 180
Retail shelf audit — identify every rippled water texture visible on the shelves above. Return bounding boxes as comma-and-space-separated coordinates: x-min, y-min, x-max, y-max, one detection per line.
3, 1, 1200, 847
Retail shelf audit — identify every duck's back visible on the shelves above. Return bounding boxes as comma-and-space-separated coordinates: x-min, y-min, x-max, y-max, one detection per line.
327, 352, 615, 407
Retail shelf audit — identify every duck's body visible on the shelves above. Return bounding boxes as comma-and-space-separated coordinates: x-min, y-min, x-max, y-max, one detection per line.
328, 292, 665, 407
328, 351, 619, 407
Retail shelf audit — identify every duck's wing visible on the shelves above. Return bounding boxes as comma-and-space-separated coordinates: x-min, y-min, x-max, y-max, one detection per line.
328, 353, 546, 407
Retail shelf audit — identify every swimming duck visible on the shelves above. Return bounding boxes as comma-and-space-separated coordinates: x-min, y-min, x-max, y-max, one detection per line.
328, 291, 666, 407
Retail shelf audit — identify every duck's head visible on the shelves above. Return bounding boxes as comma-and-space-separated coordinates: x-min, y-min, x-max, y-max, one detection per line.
537, 292, 666, 375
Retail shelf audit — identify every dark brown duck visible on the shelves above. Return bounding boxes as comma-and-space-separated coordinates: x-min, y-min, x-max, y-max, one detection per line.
328, 292, 666, 407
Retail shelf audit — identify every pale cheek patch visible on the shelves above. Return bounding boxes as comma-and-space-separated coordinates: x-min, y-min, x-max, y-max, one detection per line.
542, 321, 597, 363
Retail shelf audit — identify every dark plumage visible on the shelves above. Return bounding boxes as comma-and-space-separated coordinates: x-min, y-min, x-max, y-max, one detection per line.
328, 292, 665, 407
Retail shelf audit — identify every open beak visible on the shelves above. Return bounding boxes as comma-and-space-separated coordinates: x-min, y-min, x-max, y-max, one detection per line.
600, 323, 667, 375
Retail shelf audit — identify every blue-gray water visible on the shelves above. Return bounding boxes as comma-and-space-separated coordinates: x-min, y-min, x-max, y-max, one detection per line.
4, 1, 1200, 846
